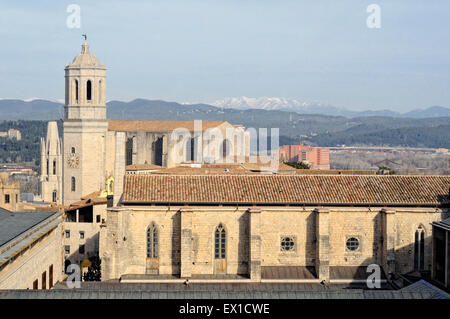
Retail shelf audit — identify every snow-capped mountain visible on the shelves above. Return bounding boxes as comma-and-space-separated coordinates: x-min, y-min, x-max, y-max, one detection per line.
209, 96, 450, 118
210, 96, 326, 111
209, 96, 351, 115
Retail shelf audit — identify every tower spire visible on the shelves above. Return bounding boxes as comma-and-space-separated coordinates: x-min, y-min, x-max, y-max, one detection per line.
81, 41, 90, 54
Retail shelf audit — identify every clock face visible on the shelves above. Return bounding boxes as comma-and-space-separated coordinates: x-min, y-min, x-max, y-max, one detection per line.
67, 154, 79, 169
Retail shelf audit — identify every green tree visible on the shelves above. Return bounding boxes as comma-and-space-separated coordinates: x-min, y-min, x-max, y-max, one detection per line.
283, 161, 311, 169
83, 256, 102, 281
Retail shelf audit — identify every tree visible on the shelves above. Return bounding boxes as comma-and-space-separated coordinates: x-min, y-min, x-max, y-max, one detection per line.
377, 166, 396, 175
283, 161, 311, 169
83, 255, 101, 281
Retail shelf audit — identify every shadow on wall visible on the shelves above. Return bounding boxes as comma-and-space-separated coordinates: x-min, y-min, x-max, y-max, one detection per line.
64, 234, 99, 274
237, 213, 249, 276
170, 211, 181, 275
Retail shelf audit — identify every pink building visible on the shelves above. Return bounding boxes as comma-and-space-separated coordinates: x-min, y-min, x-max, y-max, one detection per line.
279, 144, 330, 169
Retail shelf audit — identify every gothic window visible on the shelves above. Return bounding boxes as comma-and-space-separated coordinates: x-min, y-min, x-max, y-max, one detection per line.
281, 237, 295, 251
71, 147, 76, 154
414, 226, 425, 270
147, 223, 158, 258
71, 177, 76, 192
346, 237, 360, 251
75, 80, 79, 103
186, 137, 195, 161
53, 160, 56, 175
52, 190, 57, 203
126, 138, 133, 166
86, 80, 92, 101
215, 224, 226, 259
46, 159, 49, 176
221, 139, 231, 159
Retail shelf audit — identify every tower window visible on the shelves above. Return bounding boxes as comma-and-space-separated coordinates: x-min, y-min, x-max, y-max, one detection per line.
71, 177, 76, 192
99, 80, 102, 103
71, 147, 76, 154
75, 80, 79, 102
53, 160, 56, 175
86, 80, 92, 101
52, 191, 57, 203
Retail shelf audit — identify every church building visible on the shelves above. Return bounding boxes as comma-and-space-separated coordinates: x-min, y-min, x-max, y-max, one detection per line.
38, 41, 450, 287
41, 41, 250, 206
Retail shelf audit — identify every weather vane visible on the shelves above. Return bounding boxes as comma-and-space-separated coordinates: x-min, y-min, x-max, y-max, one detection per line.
82, 34, 87, 41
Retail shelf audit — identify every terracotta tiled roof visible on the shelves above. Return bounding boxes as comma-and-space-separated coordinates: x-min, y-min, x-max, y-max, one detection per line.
108, 120, 227, 132
69, 191, 107, 210
126, 164, 164, 171
122, 175, 450, 206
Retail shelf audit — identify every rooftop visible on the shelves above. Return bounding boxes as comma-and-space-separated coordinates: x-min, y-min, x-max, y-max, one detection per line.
108, 120, 227, 132
126, 164, 165, 171
65, 41, 106, 69
0, 210, 59, 248
122, 175, 450, 206
0, 280, 445, 299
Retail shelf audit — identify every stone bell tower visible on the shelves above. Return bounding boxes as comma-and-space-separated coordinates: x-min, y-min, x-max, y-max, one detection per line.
63, 41, 107, 204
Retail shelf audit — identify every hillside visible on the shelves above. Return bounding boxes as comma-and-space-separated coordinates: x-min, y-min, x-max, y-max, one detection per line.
0, 99, 449, 164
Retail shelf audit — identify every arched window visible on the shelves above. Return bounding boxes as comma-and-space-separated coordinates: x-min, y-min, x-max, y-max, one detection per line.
99, 80, 102, 103
147, 223, 158, 258
215, 224, 226, 259
186, 137, 195, 162
71, 147, 76, 154
74, 80, 79, 103
126, 137, 133, 166
52, 190, 57, 203
53, 160, 56, 175
221, 139, 231, 159
46, 159, 49, 176
86, 80, 92, 101
71, 177, 76, 192
414, 225, 425, 270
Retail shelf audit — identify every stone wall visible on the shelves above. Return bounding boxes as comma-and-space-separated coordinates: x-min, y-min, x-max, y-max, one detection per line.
0, 222, 63, 289
100, 205, 450, 281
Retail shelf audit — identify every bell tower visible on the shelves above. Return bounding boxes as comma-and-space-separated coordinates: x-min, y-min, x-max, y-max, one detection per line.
63, 40, 108, 204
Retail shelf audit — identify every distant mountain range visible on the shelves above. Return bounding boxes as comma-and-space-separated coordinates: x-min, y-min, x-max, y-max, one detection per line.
210, 96, 450, 118
0, 98, 449, 148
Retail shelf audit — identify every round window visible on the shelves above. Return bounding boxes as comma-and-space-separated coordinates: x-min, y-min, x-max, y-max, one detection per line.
281, 237, 295, 251
346, 237, 360, 251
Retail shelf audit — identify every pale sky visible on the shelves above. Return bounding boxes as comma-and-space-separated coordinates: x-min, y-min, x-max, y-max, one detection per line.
0, 0, 449, 111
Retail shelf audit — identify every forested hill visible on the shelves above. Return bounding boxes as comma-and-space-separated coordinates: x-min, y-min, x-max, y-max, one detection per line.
0, 120, 61, 164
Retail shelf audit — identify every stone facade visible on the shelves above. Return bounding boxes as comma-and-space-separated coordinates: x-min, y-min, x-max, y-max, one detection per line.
100, 206, 449, 281
63, 41, 108, 205
40, 121, 63, 204
63, 203, 107, 267
44, 41, 250, 206
0, 173, 20, 212
0, 212, 63, 289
